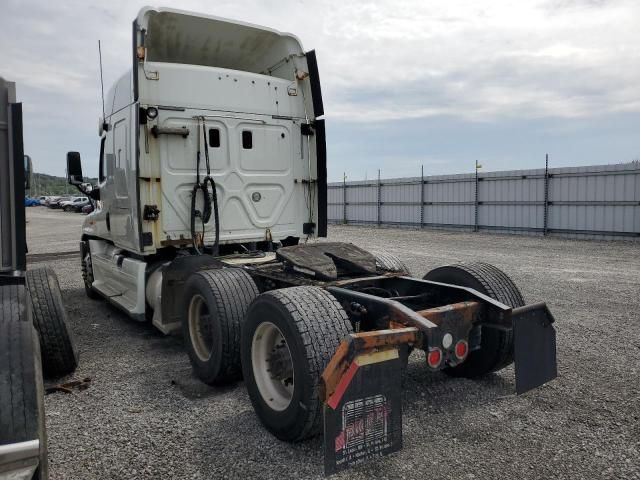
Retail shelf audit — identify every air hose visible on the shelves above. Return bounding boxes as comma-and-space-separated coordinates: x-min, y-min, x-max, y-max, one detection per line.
190, 117, 220, 256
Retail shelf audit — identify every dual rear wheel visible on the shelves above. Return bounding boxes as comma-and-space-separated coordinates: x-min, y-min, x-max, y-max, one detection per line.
181, 269, 351, 441
182, 260, 524, 442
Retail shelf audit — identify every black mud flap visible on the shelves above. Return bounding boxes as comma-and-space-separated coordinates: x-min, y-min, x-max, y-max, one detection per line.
323, 349, 403, 476
512, 303, 557, 395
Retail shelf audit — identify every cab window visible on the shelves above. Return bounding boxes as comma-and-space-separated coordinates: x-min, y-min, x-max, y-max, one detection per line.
99, 137, 106, 182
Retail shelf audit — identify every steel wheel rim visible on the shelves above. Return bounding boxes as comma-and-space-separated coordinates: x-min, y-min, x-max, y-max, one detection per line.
251, 322, 294, 411
84, 252, 94, 285
188, 294, 213, 362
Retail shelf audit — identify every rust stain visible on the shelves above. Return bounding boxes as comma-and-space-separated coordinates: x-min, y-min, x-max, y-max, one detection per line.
416, 301, 479, 325
389, 320, 406, 329
320, 327, 418, 402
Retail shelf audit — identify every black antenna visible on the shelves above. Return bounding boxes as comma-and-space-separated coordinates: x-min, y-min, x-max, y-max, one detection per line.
98, 40, 106, 122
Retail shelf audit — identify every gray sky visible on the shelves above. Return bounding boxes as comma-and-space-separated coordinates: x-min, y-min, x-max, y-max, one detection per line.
1, 0, 639, 181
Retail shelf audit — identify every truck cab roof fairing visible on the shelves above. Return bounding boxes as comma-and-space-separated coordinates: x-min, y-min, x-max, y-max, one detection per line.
136, 7, 306, 80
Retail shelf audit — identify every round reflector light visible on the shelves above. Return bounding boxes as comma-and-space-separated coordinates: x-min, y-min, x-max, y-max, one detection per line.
427, 348, 442, 368
455, 340, 468, 359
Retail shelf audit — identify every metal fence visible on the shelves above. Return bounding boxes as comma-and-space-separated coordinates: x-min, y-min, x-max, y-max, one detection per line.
328, 161, 640, 240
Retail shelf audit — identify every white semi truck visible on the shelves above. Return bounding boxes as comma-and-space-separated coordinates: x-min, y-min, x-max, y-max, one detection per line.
67, 7, 557, 473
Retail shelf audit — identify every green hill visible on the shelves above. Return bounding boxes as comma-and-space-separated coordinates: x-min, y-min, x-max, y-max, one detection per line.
28, 173, 98, 197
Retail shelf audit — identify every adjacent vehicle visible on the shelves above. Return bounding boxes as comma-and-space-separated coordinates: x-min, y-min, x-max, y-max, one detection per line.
66, 7, 557, 473
81, 203, 94, 215
1, 77, 78, 480
60, 197, 89, 213
46, 196, 72, 209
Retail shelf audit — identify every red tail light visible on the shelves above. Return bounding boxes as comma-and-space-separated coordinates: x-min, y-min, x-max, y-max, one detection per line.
455, 340, 468, 360
427, 348, 442, 368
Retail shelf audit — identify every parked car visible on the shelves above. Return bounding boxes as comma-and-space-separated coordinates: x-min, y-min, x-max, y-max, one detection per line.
36, 195, 48, 205
24, 197, 39, 207
81, 203, 94, 215
43, 196, 58, 207
48, 196, 73, 209
61, 196, 89, 212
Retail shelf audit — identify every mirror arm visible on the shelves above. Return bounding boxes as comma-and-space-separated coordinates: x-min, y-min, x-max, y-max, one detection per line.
71, 181, 99, 200
72, 182, 89, 196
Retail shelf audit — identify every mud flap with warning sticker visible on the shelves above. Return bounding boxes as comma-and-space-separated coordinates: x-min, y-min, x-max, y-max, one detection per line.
323, 349, 403, 476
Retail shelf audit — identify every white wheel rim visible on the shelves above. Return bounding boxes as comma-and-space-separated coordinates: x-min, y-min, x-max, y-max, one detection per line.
251, 322, 294, 411
188, 294, 213, 362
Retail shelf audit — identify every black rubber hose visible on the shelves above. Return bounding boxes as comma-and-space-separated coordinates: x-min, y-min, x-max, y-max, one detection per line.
190, 117, 220, 256
203, 176, 220, 256
190, 183, 204, 254
190, 178, 219, 256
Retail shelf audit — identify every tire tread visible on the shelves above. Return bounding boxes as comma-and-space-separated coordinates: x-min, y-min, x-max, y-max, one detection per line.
0, 284, 29, 323
424, 262, 525, 375
26, 266, 78, 378
192, 268, 259, 382
256, 286, 351, 440
373, 251, 412, 276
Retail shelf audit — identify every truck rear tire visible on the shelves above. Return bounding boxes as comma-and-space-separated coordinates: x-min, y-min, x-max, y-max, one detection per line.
373, 251, 411, 276
181, 268, 259, 385
0, 319, 48, 479
423, 262, 525, 377
26, 266, 79, 378
241, 286, 352, 442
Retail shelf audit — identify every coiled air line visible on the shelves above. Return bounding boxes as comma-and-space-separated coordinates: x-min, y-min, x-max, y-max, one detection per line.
190, 117, 220, 255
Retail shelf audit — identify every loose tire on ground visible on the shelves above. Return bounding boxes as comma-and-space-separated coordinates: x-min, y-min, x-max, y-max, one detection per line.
0, 317, 48, 479
80, 242, 100, 300
373, 251, 412, 276
26, 266, 79, 378
241, 286, 353, 442
423, 262, 525, 377
181, 268, 259, 385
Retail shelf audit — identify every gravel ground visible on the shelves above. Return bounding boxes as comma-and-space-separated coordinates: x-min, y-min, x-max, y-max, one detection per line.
26, 208, 640, 480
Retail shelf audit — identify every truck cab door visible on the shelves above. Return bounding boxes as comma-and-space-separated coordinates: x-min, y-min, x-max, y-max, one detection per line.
103, 106, 140, 251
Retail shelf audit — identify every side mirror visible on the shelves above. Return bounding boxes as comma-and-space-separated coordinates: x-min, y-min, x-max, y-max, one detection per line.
67, 151, 83, 185
24, 155, 32, 190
